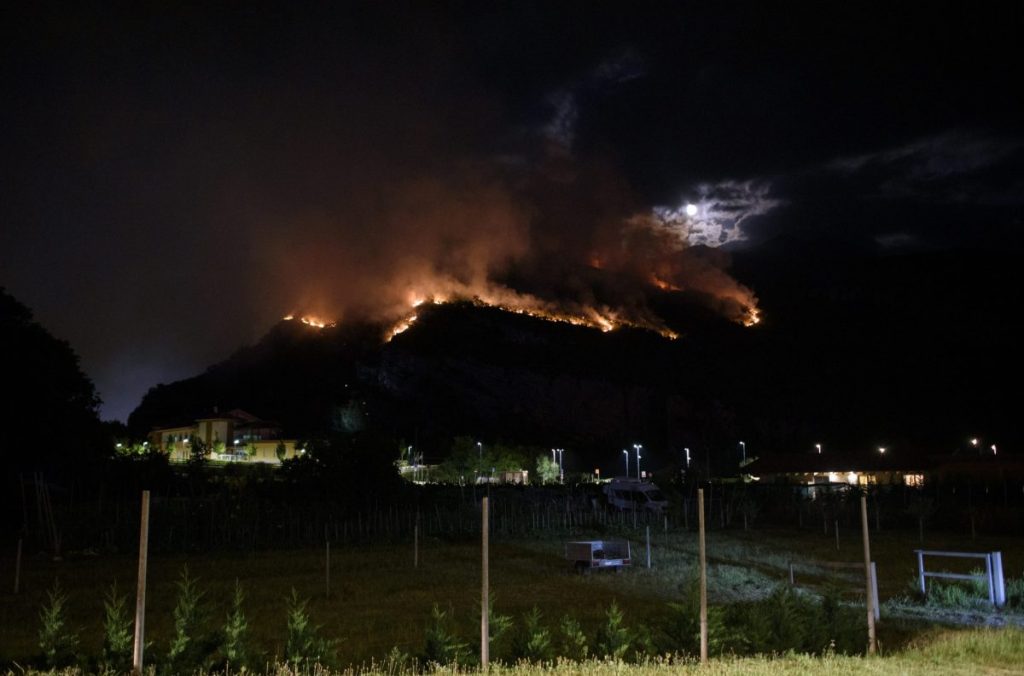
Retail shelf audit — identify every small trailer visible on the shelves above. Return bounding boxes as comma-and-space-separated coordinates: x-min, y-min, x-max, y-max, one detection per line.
565, 540, 632, 573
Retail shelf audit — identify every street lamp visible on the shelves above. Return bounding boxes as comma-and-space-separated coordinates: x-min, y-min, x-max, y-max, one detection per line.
878, 446, 886, 455
815, 443, 822, 454
633, 443, 642, 479
557, 448, 565, 482
991, 444, 998, 455
622, 449, 629, 478
684, 447, 691, 467
476, 441, 483, 482
739, 441, 746, 463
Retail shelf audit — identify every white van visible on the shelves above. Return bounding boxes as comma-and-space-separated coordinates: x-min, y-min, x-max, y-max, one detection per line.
603, 478, 669, 513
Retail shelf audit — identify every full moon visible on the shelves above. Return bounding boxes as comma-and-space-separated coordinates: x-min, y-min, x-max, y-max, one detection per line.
685, 203, 698, 217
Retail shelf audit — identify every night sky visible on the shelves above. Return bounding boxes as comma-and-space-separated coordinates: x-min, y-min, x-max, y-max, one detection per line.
2, 4, 1022, 422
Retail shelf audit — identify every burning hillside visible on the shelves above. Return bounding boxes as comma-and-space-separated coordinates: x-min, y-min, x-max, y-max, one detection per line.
264, 147, 770, 342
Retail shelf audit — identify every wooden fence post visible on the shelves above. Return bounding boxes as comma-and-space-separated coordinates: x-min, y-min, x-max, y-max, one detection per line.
646, 526, 651, 569
698, 487, 708, 664
481, 497, 489, 671
860, 495, 877, 655
132, 490, 150, 676
13, 537, 22, 594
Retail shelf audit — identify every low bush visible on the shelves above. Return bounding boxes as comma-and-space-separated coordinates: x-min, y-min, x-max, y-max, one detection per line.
284, 588, 337, 669
38, 580, 78, 669
99, 582, 133, 673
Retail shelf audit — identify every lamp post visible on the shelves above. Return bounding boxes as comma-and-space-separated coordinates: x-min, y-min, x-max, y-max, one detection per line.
622, 449, 629, 478
991, 444, 998, 455
633, 444, 642, 479
816, 443, 822, 454
684, 447, 691, 467
739, 441, 746, 463
556, 448, 565, 483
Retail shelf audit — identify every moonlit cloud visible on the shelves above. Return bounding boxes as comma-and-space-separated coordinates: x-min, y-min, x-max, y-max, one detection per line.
652, 181, 781, 247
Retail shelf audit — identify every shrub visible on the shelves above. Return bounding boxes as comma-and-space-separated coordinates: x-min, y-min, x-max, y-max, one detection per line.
558, 614, 589, 661
597, 600, 632, 661
515, 606, 553, 663
284, 588, 336, 669
479, 597, 513, 662
423, 603, 468, 666
100, 582, 133, 673
38, 580, 78, 669
221, 579, 253, 670
721, 582, 863, 656
923, 568, 990, 610
1007, 575, 1024, 608
660, 574, 727, 656
165, 565, 217, 674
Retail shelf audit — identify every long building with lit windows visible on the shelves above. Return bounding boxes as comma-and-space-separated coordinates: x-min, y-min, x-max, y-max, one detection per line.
744, 451, 931, 487
148, 408, 300, 464
745, 449, 1024, 489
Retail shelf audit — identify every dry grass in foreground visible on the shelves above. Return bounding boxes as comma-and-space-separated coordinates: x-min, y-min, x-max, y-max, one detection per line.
8, 627, 1024, 676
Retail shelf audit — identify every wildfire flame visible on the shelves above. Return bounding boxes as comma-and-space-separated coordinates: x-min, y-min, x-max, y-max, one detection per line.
284, 282, 758, 341
282, 314, 336, 329
650, 275, 682, 292
384, 293, 681, 342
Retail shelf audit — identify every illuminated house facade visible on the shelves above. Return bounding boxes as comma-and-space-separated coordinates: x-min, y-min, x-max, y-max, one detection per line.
745, 452, 930, 487
149, 408, 299, 464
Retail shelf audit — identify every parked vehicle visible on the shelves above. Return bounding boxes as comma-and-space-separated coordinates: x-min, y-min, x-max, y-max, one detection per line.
603, 477, 669, 513
565, 539, 632, 572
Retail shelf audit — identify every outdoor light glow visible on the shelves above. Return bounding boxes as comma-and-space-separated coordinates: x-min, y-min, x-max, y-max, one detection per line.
971, 438, 979, 446
878, 446, 886, 454
991, 444, 997, 455
815, 443, 822, 454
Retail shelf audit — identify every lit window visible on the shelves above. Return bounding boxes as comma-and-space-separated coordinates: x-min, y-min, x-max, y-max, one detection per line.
903, 474, 924, 487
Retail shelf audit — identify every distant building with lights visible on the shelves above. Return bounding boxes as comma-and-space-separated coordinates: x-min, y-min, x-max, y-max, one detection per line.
744, 452, 930, 487
148, 408, 299, 464
745, 448, 1024, 490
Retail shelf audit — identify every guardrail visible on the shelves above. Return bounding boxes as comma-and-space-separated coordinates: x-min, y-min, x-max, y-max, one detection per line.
915, 549, 1005, 607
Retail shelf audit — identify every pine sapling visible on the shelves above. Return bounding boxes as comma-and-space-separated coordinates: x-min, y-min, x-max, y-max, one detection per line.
100, 582, 133, 673
166, 565, 215, 674
518, 606, 552, 663
222, 579, 252, 670
598, 600, 632, 661
423, 603, 468, 666
39, 580, 78, 669
559, 614, 589, 661
284, 588, 335, 668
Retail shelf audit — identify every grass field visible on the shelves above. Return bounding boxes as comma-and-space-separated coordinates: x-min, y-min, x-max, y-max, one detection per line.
2, 525, 1023, 670
7, 628, 1024, 674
